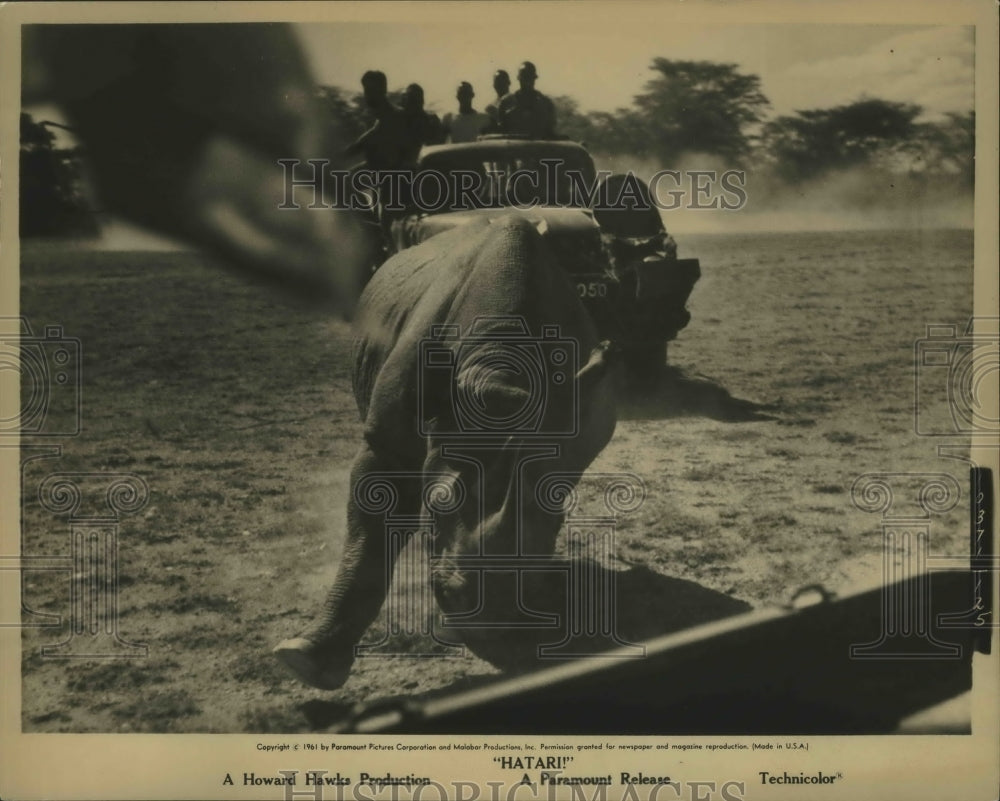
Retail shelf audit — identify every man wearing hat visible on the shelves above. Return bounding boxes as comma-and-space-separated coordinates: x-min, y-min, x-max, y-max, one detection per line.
444, 82, 493, 143
497, 61, 557, 139
484, 69, 511, 131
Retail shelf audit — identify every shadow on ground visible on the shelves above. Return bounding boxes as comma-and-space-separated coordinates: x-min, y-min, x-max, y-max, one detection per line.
299, 564, 751, 731
619, 365, 778, 422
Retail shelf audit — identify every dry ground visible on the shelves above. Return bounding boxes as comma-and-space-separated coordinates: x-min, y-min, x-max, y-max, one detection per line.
17, 228, 973, 732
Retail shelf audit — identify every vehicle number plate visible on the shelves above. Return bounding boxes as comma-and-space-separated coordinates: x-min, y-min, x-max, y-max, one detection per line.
576, 281, 608, 299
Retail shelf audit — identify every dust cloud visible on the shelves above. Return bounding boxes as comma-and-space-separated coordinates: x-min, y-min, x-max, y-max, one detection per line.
591, 152, 973, 235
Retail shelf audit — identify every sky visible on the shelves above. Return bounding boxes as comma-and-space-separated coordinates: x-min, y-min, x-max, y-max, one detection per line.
297, 22, 974, 121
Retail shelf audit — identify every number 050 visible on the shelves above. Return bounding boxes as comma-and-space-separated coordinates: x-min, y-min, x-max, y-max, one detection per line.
577, 282, 608, 298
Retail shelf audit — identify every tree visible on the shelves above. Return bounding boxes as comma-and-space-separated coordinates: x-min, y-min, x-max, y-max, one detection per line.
20, 113, 99, 237
550, 95, 598, 145
760, 98, 923, 181
906, 111, 974, 187
315, 85, 369, 154
631, 59, 770, 166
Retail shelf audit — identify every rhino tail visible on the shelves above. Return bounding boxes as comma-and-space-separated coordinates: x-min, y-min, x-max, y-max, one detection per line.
575, 340, 622, 392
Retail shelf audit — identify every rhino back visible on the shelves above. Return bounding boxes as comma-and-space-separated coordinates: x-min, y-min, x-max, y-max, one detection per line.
352, 215, 600, 459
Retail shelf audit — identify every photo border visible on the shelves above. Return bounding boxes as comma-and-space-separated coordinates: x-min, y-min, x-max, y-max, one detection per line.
1, 2, 997, 800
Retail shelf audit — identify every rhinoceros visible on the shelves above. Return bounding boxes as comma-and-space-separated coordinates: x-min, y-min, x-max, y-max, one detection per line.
273, 214, 623, 688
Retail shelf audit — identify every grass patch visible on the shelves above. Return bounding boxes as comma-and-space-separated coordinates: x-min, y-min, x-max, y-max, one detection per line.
28, 709, 72, 725
240, 704, 313, 733
765, 447, 800, 459
163, 593, 237, 614
717, 429, 762, 442
111, 690, 200, 730
824, 431, 860, 445
681, 466, 717, 482
66, 659, 179, 692
229, 655, 291, 689
751, 512, 799, 528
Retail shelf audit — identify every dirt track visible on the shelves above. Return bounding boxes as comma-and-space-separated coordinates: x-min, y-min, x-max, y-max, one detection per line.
19, 229, 972, 732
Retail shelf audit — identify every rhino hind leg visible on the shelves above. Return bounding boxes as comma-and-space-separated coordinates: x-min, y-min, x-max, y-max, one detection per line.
274, 443, 421, 690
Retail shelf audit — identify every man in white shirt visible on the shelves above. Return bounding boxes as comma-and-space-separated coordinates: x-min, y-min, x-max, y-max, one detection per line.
443, 82, 492, 143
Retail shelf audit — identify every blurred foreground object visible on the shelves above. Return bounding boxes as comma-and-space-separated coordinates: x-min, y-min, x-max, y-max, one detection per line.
23, 24, 369, 313
330, 569, 976, 734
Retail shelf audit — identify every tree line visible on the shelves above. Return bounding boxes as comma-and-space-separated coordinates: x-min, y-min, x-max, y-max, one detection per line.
313, 59, 972, 187
22, 58, 973, 237
549, 60, 973, 188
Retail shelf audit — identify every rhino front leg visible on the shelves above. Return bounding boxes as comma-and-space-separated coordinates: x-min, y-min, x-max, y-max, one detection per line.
274, 443, 418, 690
